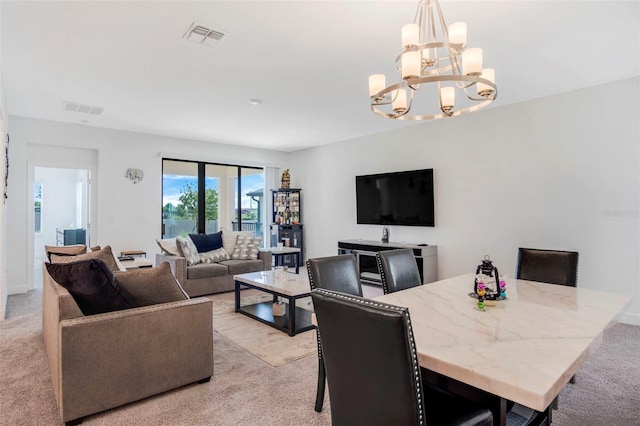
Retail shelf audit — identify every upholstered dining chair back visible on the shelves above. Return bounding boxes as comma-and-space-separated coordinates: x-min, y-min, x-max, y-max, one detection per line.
311, 288, 425, 425
377, 248, 422, 294
516, 248, 579, 287
306, 254, 363, 413
306, 254, 363, 296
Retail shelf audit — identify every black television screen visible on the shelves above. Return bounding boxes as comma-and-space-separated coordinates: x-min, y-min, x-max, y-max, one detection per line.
356, 169, 435, 227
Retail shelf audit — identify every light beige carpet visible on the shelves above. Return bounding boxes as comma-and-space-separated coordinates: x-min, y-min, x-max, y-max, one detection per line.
208, 289, 316, 367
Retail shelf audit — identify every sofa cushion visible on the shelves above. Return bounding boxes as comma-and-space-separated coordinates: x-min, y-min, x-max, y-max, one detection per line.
220, 259, 264, 275
199, 247, 230, 263
231, 236, 262, 260
221, 229, 254, 257
189, 231, 223, 253
115, 262, 189, 306
45, 244, 86, 261
45, 259, 138, 316
50, 245, 120, 272
156, 238, 181, 256
176, 236, 201, 266
186, 262, 229, 280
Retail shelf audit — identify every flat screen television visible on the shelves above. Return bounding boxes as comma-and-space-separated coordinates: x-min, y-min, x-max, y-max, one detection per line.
356, 169, 435, 227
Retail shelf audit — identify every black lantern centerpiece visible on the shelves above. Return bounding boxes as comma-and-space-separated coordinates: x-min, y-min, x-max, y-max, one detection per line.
472, 255, 506, 302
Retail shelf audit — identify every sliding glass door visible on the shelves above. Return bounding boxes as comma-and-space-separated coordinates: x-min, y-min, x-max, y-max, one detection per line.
162, 159, 264, 239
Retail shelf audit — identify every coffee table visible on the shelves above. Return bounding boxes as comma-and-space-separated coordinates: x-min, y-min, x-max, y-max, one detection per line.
234, 270, 313, 336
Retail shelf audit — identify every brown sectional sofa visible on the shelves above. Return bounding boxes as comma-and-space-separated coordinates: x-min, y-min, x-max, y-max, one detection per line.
42, 265, 214, 425
155, 251, 272, 297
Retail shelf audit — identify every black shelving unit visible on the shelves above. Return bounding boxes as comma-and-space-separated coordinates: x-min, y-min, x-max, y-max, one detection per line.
271, 188, 303, 266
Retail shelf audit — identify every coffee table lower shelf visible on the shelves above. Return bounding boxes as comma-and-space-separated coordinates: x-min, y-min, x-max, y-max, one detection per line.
237, 302, 314, 337
234, 280, 314, 337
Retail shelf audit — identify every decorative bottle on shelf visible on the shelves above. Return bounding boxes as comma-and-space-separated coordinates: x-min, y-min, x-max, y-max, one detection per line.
285, 207, 291, 224
293, 234, 298, 246
381, 226, 390, 243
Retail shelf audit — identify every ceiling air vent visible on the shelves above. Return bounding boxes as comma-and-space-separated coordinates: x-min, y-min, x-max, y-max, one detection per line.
61, 101, 104, 116
183, 22, 227, 47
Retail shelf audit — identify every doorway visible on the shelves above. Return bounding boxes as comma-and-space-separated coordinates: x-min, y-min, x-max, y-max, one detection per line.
32, 167, 91, 287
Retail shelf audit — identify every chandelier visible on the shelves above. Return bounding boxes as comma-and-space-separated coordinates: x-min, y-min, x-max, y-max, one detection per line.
369, 0, 497, 120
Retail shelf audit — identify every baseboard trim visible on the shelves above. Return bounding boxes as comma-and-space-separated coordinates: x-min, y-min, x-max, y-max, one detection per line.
618, 311, 640, 326
8, 285, 32, 295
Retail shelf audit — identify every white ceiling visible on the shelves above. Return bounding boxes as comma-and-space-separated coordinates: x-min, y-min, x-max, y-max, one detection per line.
2, 1, 638, 152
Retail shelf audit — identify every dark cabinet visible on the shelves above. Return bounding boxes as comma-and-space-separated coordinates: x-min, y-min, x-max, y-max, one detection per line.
271, 189, 303, 266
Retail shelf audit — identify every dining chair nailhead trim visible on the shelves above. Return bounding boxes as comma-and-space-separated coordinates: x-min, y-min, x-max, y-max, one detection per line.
375, 253, 390, 295
313, 288, 424, 425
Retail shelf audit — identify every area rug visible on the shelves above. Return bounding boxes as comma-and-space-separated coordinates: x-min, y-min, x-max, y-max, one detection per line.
207, 289, 316, 367
214, 313, 316, 367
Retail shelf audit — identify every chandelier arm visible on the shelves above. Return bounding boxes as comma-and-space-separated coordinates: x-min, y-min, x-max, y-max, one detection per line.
370, 0, 497, 121
370, 75, 497, 120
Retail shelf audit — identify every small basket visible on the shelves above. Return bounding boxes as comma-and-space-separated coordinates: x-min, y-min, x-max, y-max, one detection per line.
272, 302, 285, 317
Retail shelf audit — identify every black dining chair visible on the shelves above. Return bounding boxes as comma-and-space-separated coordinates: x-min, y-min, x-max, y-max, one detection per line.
516, 247, 579, 398
516, 247, 579, 288
306, 254, 363, 413
312, 288, 494, 426
376, 248, 422, 294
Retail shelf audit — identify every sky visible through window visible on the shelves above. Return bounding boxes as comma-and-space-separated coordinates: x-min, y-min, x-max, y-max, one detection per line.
162, 174, 264, 209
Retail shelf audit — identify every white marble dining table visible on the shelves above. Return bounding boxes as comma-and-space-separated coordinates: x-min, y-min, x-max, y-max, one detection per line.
373, 273, 630, 426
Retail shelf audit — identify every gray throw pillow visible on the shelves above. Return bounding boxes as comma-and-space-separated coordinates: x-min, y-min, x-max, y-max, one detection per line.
176, 236, 201, 266
199, 247, 230, 263
115, 262, 189, 306
231, 236, 262, 260
46, 259, 137, 316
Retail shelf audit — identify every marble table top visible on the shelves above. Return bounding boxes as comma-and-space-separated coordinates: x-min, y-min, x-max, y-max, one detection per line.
234, 270, 310, 297
374, 273, 630, 411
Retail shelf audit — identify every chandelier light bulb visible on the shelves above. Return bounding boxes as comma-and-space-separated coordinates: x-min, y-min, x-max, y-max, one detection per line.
462, 47, 483, 76
392, 90, 407, 113
439, 86, 455, 113
369, 74, 386, 98
402, 51, 421, 80
448, 22, 467, 46
402, 23, 420, 47
477, 68, 496, 97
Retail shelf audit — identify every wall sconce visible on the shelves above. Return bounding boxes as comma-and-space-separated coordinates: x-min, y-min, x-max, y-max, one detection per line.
125, 168, 144, 184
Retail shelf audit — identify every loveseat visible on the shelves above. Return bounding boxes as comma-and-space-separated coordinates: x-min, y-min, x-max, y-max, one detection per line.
156, 230, 272, 297
42, 261, 213, 425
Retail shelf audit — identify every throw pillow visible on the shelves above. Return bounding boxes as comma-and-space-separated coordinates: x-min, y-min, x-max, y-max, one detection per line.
115, 261, 189, 306
176, 236, 201, 266
156, 237, 181, 256
231, 236, 262, 260
50, 245, 120, 272
46, 259, 138, 316
221, 229, 254, 256
45, 244, 86, 261
189, 231, 223, 253
199, 247, 230, 264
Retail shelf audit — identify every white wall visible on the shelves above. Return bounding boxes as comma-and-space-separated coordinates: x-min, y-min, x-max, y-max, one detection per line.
7, 118, 286, 295
0, 0, 8, 317
291, 77, 640, 325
